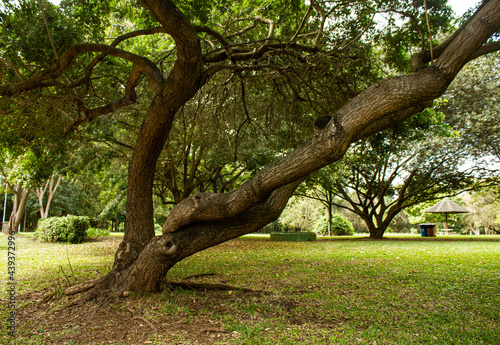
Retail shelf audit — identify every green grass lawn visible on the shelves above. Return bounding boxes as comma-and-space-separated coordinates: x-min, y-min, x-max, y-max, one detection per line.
1, 232, 499, 344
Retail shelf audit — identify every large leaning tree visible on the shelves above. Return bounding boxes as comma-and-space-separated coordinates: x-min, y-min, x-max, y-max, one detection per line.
1, 0, 499, 297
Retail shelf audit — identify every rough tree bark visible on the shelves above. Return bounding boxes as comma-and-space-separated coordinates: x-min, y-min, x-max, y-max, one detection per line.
112, 0, 203, 271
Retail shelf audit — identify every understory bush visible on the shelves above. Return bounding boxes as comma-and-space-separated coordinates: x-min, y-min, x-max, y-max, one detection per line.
258, 220, 303, 233
314, 214, 355, 236
36, 215, 90, 244
154, 223, 163, 235
86, 227, 111, 238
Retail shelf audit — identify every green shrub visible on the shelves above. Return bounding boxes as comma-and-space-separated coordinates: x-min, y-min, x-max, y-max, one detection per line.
258, 220, 304, 233
36, 215, 90, 244
313, 214, 355, 236
154, 223, 163, 235
86, 227, 110, 238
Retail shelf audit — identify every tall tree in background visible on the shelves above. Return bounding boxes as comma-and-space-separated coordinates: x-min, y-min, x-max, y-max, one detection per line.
459, 189, 500, 234
316, 109, 494, 239
0, 0, 499, 296
0, 149, 50, 232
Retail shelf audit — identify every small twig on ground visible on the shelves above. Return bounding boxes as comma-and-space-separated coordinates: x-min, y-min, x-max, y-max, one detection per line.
59, 265, 72, 286
199, 328, 232, 334
122, 326, 131, 340
41, 291, 55, 304
66, 249, 77, 283
134, 316, 157, 333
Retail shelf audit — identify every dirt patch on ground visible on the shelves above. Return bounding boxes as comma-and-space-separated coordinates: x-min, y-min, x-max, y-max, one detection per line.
15, 291, 238, 344
13, 285, 320, 344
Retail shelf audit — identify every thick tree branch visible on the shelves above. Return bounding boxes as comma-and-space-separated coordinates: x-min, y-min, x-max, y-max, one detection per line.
74, 27, 167, 94
469, 41, 500, 60
114, 179, 303, 295
410, 0, 495, 71
0, 43, 163, 96
162, 0, 500, 234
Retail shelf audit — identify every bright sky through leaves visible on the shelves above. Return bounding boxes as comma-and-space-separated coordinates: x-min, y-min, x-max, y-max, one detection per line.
46, 0, 476, 17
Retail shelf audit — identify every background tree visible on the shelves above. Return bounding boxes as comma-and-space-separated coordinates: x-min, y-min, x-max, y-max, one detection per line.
1, 0, 499, 297
32, 174, 62, 219
0, 149, 48, 232
279, 196, 324, 232
295, 164, 348, 236
308, 108, 496, 238
459, 189, 500, 234
440, 53, 500, 159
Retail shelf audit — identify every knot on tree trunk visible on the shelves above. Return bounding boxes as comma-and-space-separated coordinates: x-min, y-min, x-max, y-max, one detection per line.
311, 113, 348, 162
107, 235, 181, 296
314, 115, 332, 129
159, 235, 178, 255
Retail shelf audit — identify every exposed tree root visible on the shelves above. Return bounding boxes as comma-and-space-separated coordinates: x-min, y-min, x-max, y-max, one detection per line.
62, 271, 122, 302
168, 281, 265, 293
64, 278, 101, 295
182, 272, 219, 280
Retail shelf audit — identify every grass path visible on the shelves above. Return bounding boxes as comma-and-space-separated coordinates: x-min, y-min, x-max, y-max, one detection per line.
1, 233, 499, 344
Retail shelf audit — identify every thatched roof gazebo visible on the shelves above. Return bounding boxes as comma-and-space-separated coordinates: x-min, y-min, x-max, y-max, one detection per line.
425, 198, 470, 230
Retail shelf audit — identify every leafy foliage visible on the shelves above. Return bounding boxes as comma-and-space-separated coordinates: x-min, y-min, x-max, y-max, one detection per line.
86, 227, 111, 238
35, 215, 90, 244
314, 213, 354, 236
375, 0, 454, 73
441, 53, 500, 159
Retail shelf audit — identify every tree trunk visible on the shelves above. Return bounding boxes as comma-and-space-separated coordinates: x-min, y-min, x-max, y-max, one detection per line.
369, 229, 386, 239
365, 220, 387, 239
7, 186, 30, 233
112, 0, 203, 272
327, 201, 333, 236
34, 175, 62, 219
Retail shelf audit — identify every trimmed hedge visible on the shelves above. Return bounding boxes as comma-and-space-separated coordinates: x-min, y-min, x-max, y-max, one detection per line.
36, 215, 90, 244
314, 214, 355, 236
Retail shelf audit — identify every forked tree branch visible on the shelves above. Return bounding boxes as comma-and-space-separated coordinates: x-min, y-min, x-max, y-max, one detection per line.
0, 43, 163, 96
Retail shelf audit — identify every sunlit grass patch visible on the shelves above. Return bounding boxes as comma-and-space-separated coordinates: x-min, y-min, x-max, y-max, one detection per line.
1, 232, 499, 344
1, 233, 118, 294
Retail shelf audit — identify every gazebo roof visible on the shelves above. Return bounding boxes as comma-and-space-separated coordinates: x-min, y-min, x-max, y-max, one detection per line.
425, 198, 470, 214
